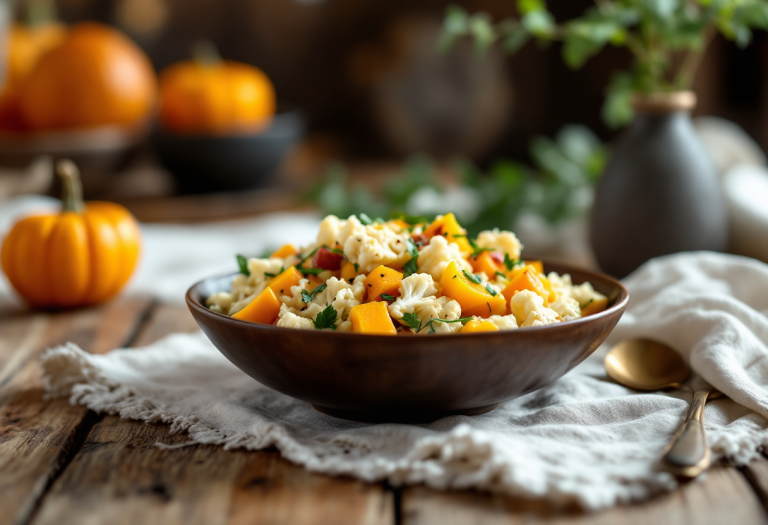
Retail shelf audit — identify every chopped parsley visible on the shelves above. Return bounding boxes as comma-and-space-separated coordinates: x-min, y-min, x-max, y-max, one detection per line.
357, 213, 384, 226
462, 270, 483, 285
236, 254, 250, 276
403, 238, 419, 277
580, 299, 594, 310
485, 284, 498, 297
495, 271, 507, 280
424, 317, 474, 334
295, 247, 320, 269
353, 263, 359, 272
504, 253, 521, 271
313, 304, 338, 330
468, 238, 493, 259
321, 244, 344, 255
301, 283, 327, 303
402, 312, 421, 331
380, 294, 396, 301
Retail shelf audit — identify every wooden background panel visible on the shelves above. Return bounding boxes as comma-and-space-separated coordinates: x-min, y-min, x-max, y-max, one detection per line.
30, 303, 395, 525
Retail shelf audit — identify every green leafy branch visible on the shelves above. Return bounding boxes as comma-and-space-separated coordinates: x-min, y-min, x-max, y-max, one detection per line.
441, 0, 768, 127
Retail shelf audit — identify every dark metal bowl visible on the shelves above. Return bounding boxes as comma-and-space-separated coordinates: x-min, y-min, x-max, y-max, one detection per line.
152, 111, 304, 194
186, 260, 628, 422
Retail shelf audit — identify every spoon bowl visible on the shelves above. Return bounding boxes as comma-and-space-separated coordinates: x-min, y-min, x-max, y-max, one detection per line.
605, 339, 689, 391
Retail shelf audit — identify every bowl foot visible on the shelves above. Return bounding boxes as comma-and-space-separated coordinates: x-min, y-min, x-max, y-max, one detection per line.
311, 403, 500, 423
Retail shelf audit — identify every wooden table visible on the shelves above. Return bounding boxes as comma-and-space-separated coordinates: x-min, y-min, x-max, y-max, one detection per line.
3, 190, 768, 525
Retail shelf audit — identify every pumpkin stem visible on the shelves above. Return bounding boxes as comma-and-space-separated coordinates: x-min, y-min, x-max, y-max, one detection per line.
56, 159, 84, 214
192, 40, 222, 67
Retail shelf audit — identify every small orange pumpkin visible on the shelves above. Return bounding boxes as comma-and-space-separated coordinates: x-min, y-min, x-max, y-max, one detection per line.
17, 22, 157, 131
159, 42, 275, 134
1, 160, 141, 308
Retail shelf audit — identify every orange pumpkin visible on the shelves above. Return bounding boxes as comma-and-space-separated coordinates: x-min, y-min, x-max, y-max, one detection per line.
1, 160, 141, 308
0, 22, 66, 130
158, 42, 275, 134
17, 22, 157, 130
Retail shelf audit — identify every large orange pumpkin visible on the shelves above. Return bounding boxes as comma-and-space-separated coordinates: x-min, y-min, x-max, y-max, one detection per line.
159, 42, 275, 134
17, 22, 157, 131
0, 22, 66, 130
1, 160, 141, 308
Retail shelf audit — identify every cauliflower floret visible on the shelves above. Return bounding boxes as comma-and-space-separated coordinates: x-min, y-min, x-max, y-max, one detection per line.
326, 216, 410, 273
248, 258, 288, 281
388, 275, 462, 334
550, 295, 581, 321
206, 292, 234, 314
509, 290, 560, 327
416, 235, 473, 281
316, 215, 346, 247
279, 276, 366, 331
487, 315, 518, 331
276, 307, 314, 330
475, 228, 523, 260
546, 272, 606, 309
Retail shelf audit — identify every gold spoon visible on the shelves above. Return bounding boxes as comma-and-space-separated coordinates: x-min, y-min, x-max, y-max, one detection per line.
605, 339, 718, 478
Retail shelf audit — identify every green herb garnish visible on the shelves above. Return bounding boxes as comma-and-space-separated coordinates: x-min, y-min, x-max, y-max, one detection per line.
301, 283, 327, 303
300, 268, 325, 276
381, 294, 396, 301
462, 270, 483, 285
353, 263, 359, 272
295, 247, 320, 270
485, 284, 498, 297
403, 238, 419, 277
495, 271, 507, 280
468, 238, 492, 259
424, 317, 474, 334
321, 245, 344, 255
236, 254, 250, 276
503, 253, 521, 271
313, 304, 338, 330
402, 312, 421, 331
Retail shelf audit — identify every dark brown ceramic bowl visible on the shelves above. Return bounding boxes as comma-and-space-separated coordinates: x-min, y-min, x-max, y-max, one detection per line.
187, 260, 628, 422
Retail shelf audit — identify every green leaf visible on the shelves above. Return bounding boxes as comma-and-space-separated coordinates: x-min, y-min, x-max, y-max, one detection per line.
300, 268, 325, 276
313, 305, 338, 330
602, 71, 636, 128
504, 253, 521, 271
444, 5, 469, 34
485, 284, 499, 297
357, 213, 374, 225
645, 0, 679, 20
517, 0, 546, 15
301, 283, 327, 303
495, 271, 508, 280
497, 19, 530, 53
562, 34, 605, 69
381, 294, 396, 302
462, 270, 483, 285
403, 238, 420, 277
402, 312, 421, 331
236, 254, 250, 277
522, 10, 555, 36
469, 13, 498, 55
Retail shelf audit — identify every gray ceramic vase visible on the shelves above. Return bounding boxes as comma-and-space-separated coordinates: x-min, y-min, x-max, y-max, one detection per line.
590, 92, 728, 278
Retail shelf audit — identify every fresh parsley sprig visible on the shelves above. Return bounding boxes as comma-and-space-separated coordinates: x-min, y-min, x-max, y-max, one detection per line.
301, 283, 327, 303
313, 304, 338, 330
380, 294, 396, 302
462, 270, 483, 285
236, 254, 250, 277
403, 238, 419, 277
468, 238, 493, 259
485, 284, 498, 297
504, 253, 521, 271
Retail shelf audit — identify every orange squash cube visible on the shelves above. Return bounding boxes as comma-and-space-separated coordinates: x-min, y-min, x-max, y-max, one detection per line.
439, 261, 502, 314
307, 274, 325, 291
268, 266, 303, 297
232, 286, 282, 324
524, 260, 544, 274
422, 213, 472, 255
340, 261, 358, 282
581, 296, 608, 317
364, 265, 403, 302
271, 243, 298, 259
462, 295, 507, 318
470, 250, 504, 278
501, 267, 551, 306
461, 319, 500, 333
349, 301, 397, 334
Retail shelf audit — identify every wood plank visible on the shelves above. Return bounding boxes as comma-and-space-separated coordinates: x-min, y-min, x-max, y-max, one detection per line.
401, 466, 768, 525
0, 296, 154, 525
32, 304, 395, 525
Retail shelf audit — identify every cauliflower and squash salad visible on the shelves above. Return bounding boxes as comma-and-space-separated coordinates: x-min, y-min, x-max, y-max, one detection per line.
206, 214, 607, 335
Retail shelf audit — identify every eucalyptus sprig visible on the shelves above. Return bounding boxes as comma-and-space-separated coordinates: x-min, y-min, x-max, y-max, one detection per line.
441, 0, 768, 127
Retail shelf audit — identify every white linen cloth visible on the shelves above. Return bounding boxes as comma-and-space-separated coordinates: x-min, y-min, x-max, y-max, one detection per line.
2, 201, 768, 509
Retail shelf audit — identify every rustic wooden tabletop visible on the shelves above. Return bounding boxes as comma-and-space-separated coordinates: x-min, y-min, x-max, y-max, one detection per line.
2, 187, 768, 525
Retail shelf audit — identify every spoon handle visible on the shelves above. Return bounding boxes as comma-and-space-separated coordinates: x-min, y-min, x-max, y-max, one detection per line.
662, 389, 711, 478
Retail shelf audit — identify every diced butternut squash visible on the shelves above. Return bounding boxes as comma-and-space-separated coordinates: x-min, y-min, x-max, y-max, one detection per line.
268, 266, 303, 297
386, 218, 410, 231
461, 319, 500, 333
307, 275, 325, 291
349, 301, 397, 334
539, 274, 558, 304
232, 287, 282, 324
501, 267, 551, 306
581, 296, 608, 317
525, 260, 544, 274
364, 265, 403, 302
463, 295, 507, 318
470, 251, 504, 278
422, 213, 472, 255
271, 244, 297, 259
340, 261, 358, 282
440, 261, 502, 314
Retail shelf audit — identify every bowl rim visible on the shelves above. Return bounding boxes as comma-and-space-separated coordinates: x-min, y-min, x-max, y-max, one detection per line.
186, 259, 629, 340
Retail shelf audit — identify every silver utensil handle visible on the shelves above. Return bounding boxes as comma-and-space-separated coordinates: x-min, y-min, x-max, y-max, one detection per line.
662, 389, 711, 477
